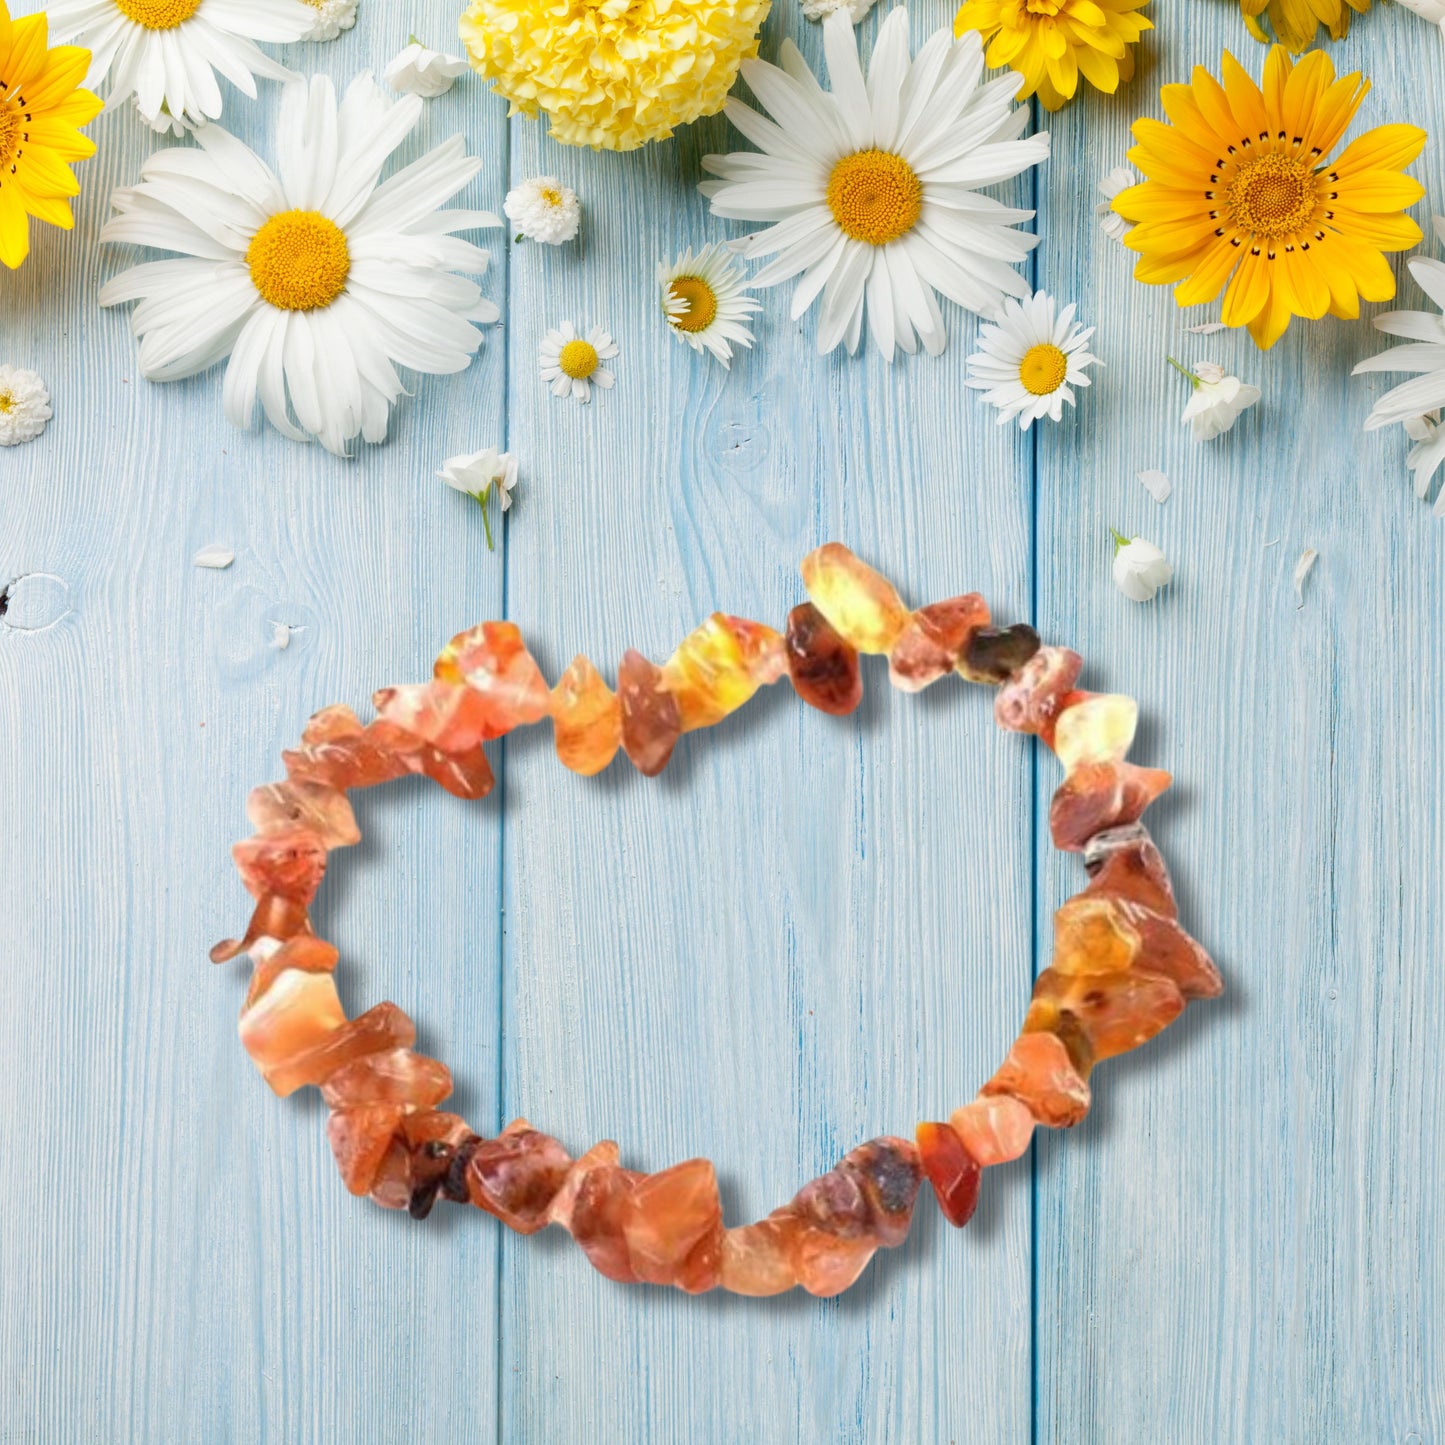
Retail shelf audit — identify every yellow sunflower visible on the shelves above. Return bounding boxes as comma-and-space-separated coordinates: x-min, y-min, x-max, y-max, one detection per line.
1113, 46, 1425, 350
953, 0, 1152, 112
0, 0, 99, 270
1238, 0, 1370, 53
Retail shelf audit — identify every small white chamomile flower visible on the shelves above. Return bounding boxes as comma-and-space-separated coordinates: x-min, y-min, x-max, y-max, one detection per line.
539, 322, 616, 404
966, 293, 1100, 431
440, 447, 518, 550
504, 177, 581, 245
0, 365, 52, 446
300, 0, 358, 41
1170, 357, 1261, 442
1111, 532, 1174, 604
659, 244, 760, 368
384, 39, 468, 97
1096, 167, 1136, 243
800, 0, 878, 22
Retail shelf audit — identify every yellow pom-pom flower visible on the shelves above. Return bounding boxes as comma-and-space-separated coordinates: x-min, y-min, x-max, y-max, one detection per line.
0, 0, 101, 270
459, 0, 771, 151
1112, 46, 1425, 351
1237, 0, 1370, 53
953, 0, 1152, 112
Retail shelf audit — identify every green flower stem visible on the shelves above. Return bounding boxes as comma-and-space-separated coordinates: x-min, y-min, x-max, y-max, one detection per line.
1166, 355, 1201, 388
475, 485, 495, 551
1110, 527, 1130, 554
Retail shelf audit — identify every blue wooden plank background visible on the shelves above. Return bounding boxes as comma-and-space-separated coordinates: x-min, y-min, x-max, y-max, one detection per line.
1, 0, 1441, 1439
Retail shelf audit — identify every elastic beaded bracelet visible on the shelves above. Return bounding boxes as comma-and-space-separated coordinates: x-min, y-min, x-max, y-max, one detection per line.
215, 544, 1221, 1299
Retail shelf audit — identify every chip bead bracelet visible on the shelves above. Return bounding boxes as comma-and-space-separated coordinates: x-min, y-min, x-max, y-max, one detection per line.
215, 544, 1222, 1299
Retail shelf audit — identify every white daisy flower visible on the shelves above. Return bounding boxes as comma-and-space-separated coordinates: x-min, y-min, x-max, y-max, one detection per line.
99, 74, 502, 458
384, 40, 467, 98
966, 292, 1099, 430
1353, 252, 1445, 513
504, 177, 581, 245
801, 0, 879, 23
1111, 533, 1173, 604
1096, 166, 1135, 243
49, 0, 313, 130
659, 244, 761, 368
699, 9, 1049, 361
539, 322, 616, 404
299, 0, 357, 42
0, 365, 52, 446
1171, 358, 1260, 443
440, 447, 517, 550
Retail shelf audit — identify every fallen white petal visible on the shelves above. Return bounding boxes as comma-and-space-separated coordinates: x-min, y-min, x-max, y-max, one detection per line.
194, 544, 234, 569
271, 622, 292, 650
1293, 548, 1318, 608
1185, 322, 1228, 335
1138, 468, 1172, 503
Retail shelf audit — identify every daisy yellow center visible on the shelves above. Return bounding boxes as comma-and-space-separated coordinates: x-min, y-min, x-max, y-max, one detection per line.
0, 392, 15, 414
539, 186, 564, 207
0, 106, 21, 168
114, 0, 203, 29
558, 339, 599, 379
246, 210, 351, 313
1224, 154, 1317, 241
1019, 343, 1068, 396
667, 277, 717, 334
1024, 0, 1062, 13
826, 150, 922, 247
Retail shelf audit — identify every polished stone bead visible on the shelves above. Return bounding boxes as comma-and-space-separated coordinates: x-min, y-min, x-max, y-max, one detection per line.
238, 967, 346, 1094
466, 1121, 574, 1234
368, 1135, 414, 1211
284, 705, 413, 791
775, 1213, 878, 1297
320, 1047, 453, 1111
722, 615, 789, 685
266, 1001, 416, 1097
958, 623, 1041, 684
785, 602, 862, 715
842, 1136, 922, 1247
623, 1159, 724, 1291
1082, 824, 1176, 917
800, 543, 910, 653
888, 594, 991, 691
1027, 967, 1185, 1060
434, 621, 551, 734
546, 1140, 621, 1232
569, 1162, 645, 1283
244, 935, 338, 1011
662, 614, 775, 731
1052, 693, 1138, 769
373, 681, 497, 754
949, 1095, 1035, 1166
400, 1110, 471, 1218
1119, 904, 1224, 1000
551, 655, 622, 776
982, 1032, 1092, 1127
618, 649, 682, 776
915, 1121, 982, 1227
328, 1104, 406, 1195
233, 826, 327, 904
1050, 761, 1172, 851
209, 894, 313, 964
994, 647, 1084, 733
246, 781, 359, 849
1052, 896, 1143, 976
719, 1220, 797, 1296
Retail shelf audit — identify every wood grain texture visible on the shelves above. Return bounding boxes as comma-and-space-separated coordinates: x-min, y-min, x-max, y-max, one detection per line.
0, 0, 1441, 1440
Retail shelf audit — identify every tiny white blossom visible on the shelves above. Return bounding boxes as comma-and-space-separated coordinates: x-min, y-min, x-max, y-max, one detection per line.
301, 0, 358, 42
440, 447, 519, 550
1172, 357, 1261, 442
504, 177, 581, 245
538, 321, 617, 404
1096, 166, 1136, 243
0, 365, 51, 446
1111, 533, 1173, 603
800, 0, 878, 21
384, 40, 467, 98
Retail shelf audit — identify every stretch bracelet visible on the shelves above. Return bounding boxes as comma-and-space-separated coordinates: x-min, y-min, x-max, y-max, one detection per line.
215, 544, 1221, 1299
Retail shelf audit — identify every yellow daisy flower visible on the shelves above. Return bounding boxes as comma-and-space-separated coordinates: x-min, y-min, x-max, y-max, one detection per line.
0, 0, 101, 270
953, 0, 1152, 112
458, 0, 770, 151
1113, 46, 1425, 351
1238, 0, 1370, 53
